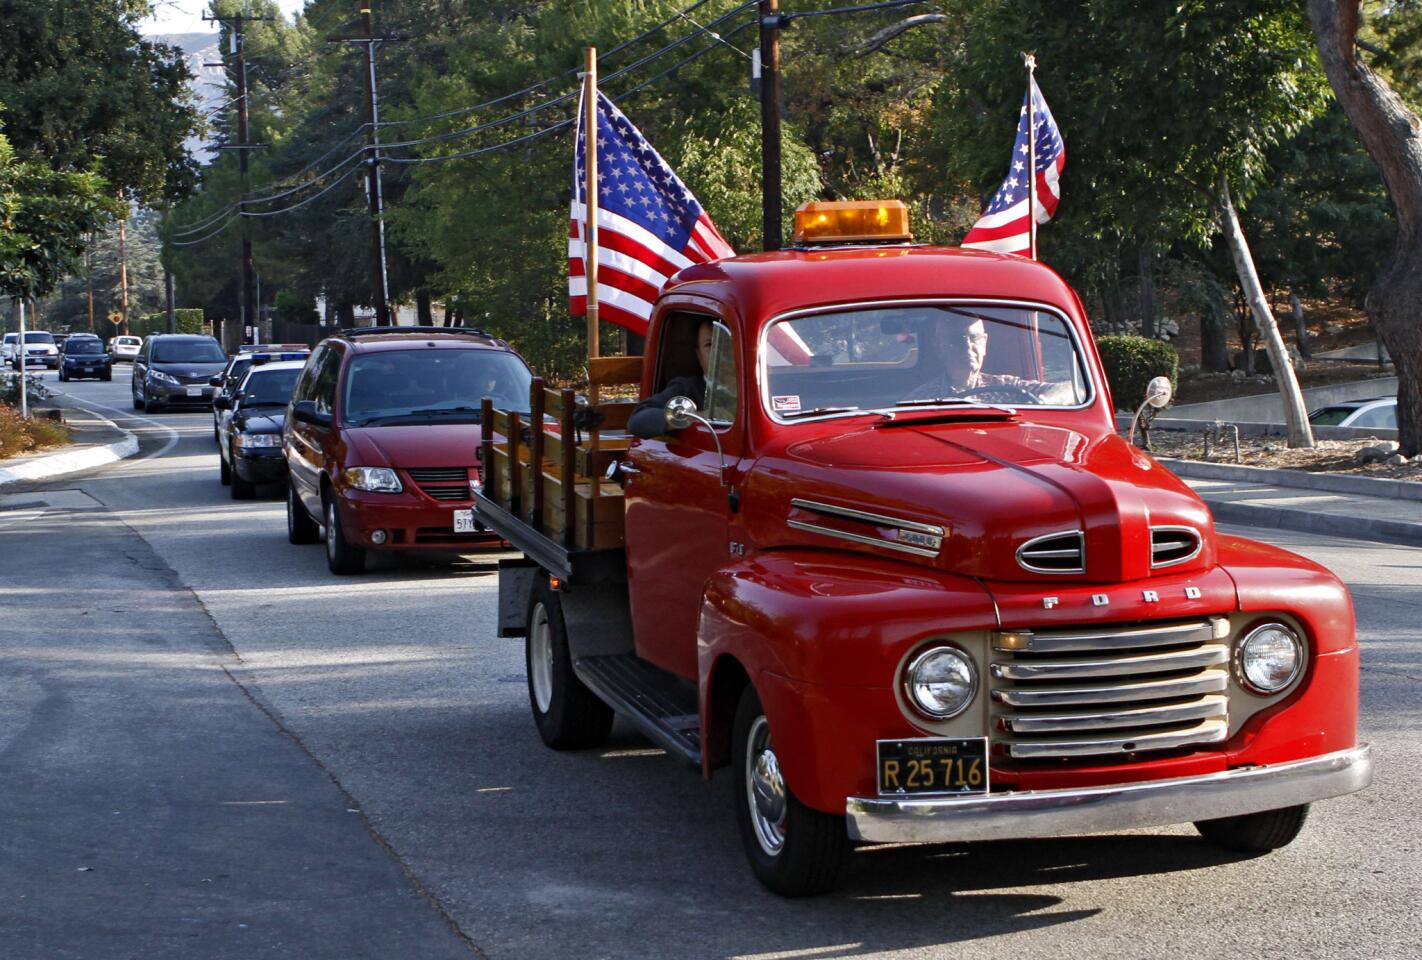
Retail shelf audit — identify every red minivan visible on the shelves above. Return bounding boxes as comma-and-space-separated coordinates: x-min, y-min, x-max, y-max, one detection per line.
283, 326, 533, 574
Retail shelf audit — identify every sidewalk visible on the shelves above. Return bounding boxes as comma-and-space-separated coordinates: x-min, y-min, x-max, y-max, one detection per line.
1163, 457, 1422, 547
0, 396, 137, 485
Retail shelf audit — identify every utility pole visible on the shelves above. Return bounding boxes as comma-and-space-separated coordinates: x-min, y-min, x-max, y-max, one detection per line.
117, 211, 130, 335
165, 266, 176, 335
84, 232, 95, 333
329, 10, 404, 326
205, 8, 270, 353
759, 1, 785, 252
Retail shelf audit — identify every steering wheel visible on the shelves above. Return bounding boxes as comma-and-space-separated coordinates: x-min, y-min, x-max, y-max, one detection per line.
960, 384, 1039, 404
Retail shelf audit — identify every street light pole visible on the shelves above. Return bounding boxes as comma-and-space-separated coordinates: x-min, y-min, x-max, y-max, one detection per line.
17, 297, 28, 420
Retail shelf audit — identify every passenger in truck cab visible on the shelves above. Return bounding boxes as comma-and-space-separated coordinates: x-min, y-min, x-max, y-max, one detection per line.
902, 310, 1076, 405
627, 317, 714, 438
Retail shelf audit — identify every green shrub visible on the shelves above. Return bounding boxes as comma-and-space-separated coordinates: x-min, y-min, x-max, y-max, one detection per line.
132, 308, 205, 338
1096, 335, 1179, 412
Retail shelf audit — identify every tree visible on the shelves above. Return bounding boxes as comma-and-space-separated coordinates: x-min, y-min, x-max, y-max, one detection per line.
0, 125, 119, 305
1308, 1, 1422, 455
936, 0, 1328, 445
0, 0, 200, 205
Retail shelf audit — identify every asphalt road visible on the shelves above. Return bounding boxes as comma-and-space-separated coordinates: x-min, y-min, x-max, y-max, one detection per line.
2, 369, 1417, 960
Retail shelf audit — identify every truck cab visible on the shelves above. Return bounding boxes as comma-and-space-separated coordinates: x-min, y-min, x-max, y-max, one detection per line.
479, 201, 1370, 896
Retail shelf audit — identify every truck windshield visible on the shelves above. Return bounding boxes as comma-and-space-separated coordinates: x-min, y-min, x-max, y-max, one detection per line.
342, 349, 533, 426
22, 332, 55, 344
762, 303, 1090, 419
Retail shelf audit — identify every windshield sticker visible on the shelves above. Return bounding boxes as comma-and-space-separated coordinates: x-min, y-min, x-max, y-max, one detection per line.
772, 395, 802, 413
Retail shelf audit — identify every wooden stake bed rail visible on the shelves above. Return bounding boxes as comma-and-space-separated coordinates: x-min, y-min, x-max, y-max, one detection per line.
475, 362, 643, 585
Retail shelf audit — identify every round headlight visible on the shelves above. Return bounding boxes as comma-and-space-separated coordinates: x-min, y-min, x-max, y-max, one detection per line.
1237, 623, 1303, 694
904, 646, 977, 719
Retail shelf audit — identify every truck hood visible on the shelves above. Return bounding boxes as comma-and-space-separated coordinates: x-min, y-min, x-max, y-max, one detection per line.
747, 420, 1214, 583
345, 423, 483, 469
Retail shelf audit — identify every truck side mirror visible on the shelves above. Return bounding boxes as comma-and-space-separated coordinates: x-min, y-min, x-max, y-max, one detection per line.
662, 395, 728, 487
1145, 376, 1173, 409
664, 395, 698, 430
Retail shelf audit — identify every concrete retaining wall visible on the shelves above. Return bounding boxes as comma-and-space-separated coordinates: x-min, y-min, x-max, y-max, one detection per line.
1167, 376, 1396, 423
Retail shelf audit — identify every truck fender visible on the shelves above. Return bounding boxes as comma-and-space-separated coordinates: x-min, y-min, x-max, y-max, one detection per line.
694, 549, 997, 787
497, 558, 540, 637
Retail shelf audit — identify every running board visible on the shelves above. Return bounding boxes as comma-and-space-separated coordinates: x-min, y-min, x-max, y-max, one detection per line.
573, 655, 702, 766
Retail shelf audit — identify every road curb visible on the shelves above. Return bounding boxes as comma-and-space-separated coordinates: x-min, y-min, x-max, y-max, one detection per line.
1201, 497, 1422, 548
1160, 457, 1422, 502
0, 407, 139, 486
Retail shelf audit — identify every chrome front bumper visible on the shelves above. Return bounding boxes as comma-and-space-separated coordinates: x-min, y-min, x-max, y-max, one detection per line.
846, 745, 1372, 844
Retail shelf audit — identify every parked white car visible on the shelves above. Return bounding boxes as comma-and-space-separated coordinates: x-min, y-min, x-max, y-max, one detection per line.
108, 335, 143, 362
1308, 397, 1397, 430
1, 332, 16, 366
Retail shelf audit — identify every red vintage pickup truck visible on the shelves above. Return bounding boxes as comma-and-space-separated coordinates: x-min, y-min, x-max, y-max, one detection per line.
476, 201, 1371, 896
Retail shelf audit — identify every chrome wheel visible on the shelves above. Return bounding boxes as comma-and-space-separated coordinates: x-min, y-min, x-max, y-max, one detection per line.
528, 601, 554, 714
745, 715, 787, 856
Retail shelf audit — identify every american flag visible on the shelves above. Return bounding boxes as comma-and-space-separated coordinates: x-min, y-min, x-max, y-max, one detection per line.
568, 90, 735, 335
960, 77, 1065, 257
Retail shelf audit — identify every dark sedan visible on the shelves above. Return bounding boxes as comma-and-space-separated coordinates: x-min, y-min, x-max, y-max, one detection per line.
217, 360, 306, 499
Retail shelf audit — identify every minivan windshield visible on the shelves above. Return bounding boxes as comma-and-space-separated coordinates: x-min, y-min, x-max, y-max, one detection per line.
65, 339, 105, 355
761, 303, 1090, 419
153, 339, 225, 363
342, 349, 532, 426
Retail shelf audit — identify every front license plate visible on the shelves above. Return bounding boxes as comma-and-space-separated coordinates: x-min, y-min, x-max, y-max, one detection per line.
877, 737, 989, 797
185, 386, 202, 397
81, 368, 93, 374
452, 509, 475, 533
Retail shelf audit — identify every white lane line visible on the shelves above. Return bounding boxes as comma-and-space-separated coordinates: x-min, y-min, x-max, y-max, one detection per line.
50, 388, 180, 464
0, 507, 48, 529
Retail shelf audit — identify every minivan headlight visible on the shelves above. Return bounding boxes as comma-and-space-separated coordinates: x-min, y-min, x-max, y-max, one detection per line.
149, 369, 180, 385
344, 466, 402, 493
1236, 622, 1303, 694
904, 645, 977, 719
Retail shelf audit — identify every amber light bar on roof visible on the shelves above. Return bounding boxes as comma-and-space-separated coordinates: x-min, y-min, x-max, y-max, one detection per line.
792, 199, 912, 245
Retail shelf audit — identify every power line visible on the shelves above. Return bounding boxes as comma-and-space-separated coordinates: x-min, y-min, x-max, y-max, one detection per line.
375, 0, 737, 130
167, 1, 760, 238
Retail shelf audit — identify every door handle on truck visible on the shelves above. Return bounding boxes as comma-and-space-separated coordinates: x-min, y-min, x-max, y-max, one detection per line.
606, 459, 640, 485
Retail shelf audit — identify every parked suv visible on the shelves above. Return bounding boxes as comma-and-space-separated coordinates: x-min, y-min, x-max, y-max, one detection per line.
131, 334, 228, 412
284, 326, 532, 574
58, 335, 112, 381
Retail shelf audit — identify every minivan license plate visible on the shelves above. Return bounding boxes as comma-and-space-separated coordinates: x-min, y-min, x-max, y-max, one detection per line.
453, 509, 475, 533
876, 737, 988, 797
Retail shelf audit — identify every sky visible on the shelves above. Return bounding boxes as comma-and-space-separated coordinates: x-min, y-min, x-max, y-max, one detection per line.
140, 1, 311, 36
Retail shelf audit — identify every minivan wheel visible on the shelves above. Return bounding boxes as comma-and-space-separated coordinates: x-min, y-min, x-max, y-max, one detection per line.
219, 451, 231, 485
132, 387, 143, 410
323, 496, 365, 574
525, 579, 613, 750
287, 483, 321, 544
731, 685, 848, 896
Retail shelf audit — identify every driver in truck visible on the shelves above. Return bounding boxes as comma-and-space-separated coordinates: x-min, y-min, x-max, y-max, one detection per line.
903, 311, 1075, 405
627, 317, 714, 438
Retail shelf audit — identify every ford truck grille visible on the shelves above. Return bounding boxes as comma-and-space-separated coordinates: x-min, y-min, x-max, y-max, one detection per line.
1150, 526, 1202, 567
1016, 530, 1085, 574
990, 619, 1230, 759
407, 467, 472, 502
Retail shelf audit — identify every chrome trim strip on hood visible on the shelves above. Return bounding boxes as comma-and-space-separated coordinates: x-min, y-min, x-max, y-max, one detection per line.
788, 497, 944, 558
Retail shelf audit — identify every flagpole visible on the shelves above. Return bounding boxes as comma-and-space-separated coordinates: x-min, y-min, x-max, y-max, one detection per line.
1024, 52, 1038, 261
583, 47, 601, 361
